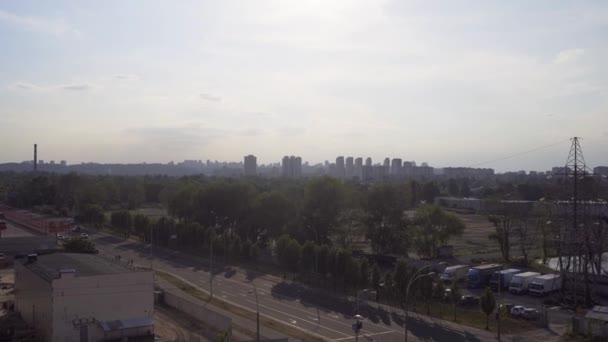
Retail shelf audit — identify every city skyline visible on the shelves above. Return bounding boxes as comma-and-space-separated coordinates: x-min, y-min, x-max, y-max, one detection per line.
1, 1, 607, 172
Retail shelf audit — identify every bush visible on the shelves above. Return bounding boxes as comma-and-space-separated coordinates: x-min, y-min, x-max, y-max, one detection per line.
63, 238, 97, 253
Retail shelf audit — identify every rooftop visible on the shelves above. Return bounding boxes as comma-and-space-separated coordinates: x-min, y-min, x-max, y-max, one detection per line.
24, 253, 134, 282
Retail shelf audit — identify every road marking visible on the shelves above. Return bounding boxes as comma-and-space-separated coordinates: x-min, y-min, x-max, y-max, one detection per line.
245, 299, 350, 338
333, 330, 398, 341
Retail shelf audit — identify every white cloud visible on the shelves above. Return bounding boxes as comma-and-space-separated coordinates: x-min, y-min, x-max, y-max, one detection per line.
200, 93, 221, 102
0, 9, 81, 37
554, 49, 585, 64
113, 74, 139, 81
59, 83, 94, 91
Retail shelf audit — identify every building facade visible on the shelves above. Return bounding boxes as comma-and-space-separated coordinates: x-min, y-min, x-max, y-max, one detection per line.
15, 253, 154, 342
243, 155, 257, 176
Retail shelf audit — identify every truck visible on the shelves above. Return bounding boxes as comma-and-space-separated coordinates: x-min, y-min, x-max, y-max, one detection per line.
528, 274, 562, 296
509, 271, 541, 295
490, 269, 521, 291
466, 264, 503, 288
440, 265, 470, 284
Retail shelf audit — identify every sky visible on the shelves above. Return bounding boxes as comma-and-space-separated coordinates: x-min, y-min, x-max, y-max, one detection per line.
1, 0, 607, 172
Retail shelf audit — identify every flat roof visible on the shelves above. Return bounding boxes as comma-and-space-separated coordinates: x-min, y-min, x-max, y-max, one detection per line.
24, 253, 134, 282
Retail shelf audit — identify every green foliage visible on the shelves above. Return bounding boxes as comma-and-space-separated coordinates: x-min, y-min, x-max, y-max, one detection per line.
480, 287, 496, 330
412, 205, 465, 259
110, 210, 133, 237
365, 184, 411, 254
63, 238, 97, 253
300, 241, 317, 273
302, 176, 346, 243
450, 282, 462, 321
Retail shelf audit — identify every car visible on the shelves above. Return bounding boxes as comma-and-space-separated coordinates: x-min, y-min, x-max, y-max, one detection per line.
72, 226, 82, 232
459, 295, 480, 307
522, 308, 541, 320
510, 305, 525, 317
80, 233, 89, 239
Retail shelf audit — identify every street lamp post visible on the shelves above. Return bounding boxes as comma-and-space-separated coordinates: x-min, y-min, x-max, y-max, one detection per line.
404, 264, 436, 342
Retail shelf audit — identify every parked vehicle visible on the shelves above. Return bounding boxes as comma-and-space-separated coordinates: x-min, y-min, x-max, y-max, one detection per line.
528, 274, 562, 296
510, 305, 525, 317
459, 295, 480, 307
489, 269, 521, 291
522, 308, 541, 320
509, 272, 541, 295
80, 233, 89, 239
440, 264, 470, 284
466, 264, 502, 288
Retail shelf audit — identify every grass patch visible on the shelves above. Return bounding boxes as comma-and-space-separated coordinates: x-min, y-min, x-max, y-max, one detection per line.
411, 301, 539, 335
155, 270, 327, 342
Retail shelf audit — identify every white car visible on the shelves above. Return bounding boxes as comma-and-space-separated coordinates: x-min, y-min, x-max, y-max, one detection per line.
510, 305, 525, 317
80, 233, 89, 239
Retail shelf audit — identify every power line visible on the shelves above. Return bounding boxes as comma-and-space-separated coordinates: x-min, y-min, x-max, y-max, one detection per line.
467, 138, 571, 168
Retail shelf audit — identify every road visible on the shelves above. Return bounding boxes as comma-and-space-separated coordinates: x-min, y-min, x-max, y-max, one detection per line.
1, 221, 34, 238
88, 230, 508, 342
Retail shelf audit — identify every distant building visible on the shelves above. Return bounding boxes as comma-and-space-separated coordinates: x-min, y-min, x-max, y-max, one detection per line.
281, 156, 302, 178
60, 160, 67, 166
443, 167, 494, 179
336, 156, 345, 179
365, 157, 372, 167
15, 253, 154, 342
391, 158, 402, 175
345, 157, 354, 179
594, 166, 608, 177
354, 157, 363, 180
243, 155, 257, 176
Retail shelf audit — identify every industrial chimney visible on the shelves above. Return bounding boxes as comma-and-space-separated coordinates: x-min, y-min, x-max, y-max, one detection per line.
34, 143, 37, 172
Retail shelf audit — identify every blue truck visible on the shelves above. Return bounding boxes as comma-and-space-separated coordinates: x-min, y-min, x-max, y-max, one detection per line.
467, 264, 503, 288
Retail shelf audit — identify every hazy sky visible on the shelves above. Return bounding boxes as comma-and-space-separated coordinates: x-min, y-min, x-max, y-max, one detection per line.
1, 1, 607, 172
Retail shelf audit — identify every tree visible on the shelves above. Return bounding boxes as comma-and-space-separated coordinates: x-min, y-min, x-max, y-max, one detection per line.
133, 213, 150, 239
480, 287, 496, 330
302, 177, 346, 243
300, 241, 317, 274
433, 281, 446, 317
412, 205, 465, 259
317, 244, 331, 276
372, 263, 381, 301
63, 238, 97, 253
365, 184, 411, 255
359, 258, 370, 289
488, 203, 516, 262
418, 276, 434, 315
393, 259, 411, 307
450, 282, 461, 321
333, 209, 367, 249
249, 242, 260, 262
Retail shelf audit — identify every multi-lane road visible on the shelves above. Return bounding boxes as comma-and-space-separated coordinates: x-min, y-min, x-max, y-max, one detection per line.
88, 230, 503, 342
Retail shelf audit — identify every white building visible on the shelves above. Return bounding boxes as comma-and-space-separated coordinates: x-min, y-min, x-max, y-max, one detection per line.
15, 253, 154, 342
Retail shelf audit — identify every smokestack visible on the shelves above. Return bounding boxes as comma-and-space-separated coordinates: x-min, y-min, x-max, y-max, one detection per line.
34, 144, 37, 172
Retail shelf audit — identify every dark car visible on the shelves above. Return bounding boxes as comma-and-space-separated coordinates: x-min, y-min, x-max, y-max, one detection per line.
459, 295, 480, 307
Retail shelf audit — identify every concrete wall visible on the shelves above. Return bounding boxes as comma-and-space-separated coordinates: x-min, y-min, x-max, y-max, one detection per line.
51, 271, 154, 342
14, 262, 54, 341
162, 288, 232, 338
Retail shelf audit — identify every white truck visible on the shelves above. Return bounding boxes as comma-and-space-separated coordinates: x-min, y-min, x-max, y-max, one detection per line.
528, 274, 562, 296
489, 269, 521, 291
509, 271, 541, 295
440, 265, 470, 284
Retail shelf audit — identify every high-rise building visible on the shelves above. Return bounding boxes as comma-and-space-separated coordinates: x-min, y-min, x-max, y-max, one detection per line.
336, 156, 345, 179
354, 157, 363, 180
294, 157, 302, 177
282, 155, 302, 178
383, 158, 390, 174
243, 155, 257, 176
345, 157, 354, 179
391, 158, 402, 175
365, 157, 372, 167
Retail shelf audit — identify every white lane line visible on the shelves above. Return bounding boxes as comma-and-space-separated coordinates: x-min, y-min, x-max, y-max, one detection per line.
333, 330, 397, 341
245, 299, 350, 338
